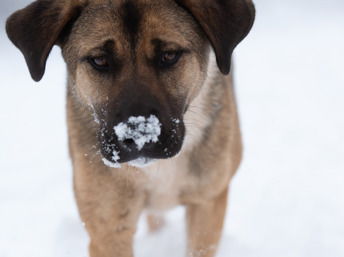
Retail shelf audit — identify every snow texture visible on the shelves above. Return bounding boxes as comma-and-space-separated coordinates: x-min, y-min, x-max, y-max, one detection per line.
172, 118, 180, 124
114, 115, 161, 151
102, 157, 121, 168
129, 157, 157, 168
91, 112, 100, 124
1, 1, 344, 257
102, 150, 121, 168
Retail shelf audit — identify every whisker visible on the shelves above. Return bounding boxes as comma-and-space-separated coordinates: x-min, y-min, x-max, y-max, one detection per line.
182, 143, 193, 152
185, 109, 209, 121
188, 105, 205, 111
184, 133, 199, 138
90, 150, 101, 163
129, 165, 136, 181
126, 166, 130, 187
184, 116, 205, 122
184, 122, 203, 129
184, 120, 205, 127
69, 117, 92, 123
152, 162, 161, 180
79, 137, 98, 148
169, 158, 177, 170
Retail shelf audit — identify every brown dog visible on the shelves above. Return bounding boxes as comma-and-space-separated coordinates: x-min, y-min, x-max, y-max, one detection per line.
6, 0, 255, 256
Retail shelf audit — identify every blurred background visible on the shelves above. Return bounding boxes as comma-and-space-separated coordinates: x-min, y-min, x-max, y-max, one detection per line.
1, 0, 344, 256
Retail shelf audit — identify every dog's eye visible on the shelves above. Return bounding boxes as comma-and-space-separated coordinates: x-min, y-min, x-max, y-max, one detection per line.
88, 56, 110, 71
161, 51, 182, 66
163, 52, 177, 62
91, 56, 109, 68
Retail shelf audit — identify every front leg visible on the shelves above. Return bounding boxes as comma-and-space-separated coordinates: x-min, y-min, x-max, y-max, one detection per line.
186, 187, 228, 257
74, 163, 146, 257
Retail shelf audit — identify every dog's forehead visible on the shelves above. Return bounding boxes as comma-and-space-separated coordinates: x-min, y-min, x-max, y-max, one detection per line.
74, 0, 200, 52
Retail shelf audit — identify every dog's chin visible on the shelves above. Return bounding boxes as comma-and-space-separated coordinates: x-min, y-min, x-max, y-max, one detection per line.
128, 157, 157, 168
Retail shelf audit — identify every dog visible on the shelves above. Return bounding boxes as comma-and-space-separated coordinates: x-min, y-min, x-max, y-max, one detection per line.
6, 0, 255, 256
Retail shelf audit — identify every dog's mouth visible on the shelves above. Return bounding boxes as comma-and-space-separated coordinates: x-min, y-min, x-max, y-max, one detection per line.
98, 115, 184, 168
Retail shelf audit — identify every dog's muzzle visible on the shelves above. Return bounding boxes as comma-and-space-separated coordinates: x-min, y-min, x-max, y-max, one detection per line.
99, 114, 185, 168
96, 86, 185, 168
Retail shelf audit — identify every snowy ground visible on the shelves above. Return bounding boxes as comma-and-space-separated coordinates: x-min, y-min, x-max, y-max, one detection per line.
1, 0, 344, 256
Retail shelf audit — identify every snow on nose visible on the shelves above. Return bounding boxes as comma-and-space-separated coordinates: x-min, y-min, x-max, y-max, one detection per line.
114, 115, 161, 151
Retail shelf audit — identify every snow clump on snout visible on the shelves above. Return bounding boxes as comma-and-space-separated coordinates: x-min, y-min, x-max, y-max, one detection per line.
102, 150, 121, 168
114, 115, 161, 151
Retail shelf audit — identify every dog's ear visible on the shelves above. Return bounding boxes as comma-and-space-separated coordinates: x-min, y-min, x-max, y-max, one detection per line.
6, 0, 87, 82
176, 0, 255, 74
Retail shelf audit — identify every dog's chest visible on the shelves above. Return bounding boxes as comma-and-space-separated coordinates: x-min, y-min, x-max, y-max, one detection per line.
138, 156, 195, 211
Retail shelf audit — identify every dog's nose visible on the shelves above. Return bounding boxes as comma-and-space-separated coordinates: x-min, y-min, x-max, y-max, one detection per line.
118, 138, 136, 150
114, 115, 162, 152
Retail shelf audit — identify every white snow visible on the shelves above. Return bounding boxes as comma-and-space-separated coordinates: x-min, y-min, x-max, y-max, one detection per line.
111, 149, 120, 163
99, 144, 121, 168
172, 118, 180, 124
1, 1, 344, 257
102, 158, 121, 168
91, 112, 100, 124
88, 104, 100, 124
129, 157, 157, 168
101, 150, 121, 168
114, 115, 161, 151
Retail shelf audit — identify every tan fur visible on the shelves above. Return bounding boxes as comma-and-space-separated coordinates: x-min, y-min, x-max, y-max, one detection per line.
6, 0, 255, 256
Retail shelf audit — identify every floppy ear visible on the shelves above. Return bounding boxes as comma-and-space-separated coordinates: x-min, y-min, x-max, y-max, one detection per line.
6, 0, 87, 82
176, 0, 255, 74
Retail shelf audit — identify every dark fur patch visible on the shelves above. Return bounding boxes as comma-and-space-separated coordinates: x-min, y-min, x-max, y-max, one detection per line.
6, 0, 87, 82
176, 0, 255, 74
121, 0, 141, 46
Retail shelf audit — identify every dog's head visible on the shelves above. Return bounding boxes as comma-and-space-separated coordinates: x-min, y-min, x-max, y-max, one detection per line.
6, 0, 255, 166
